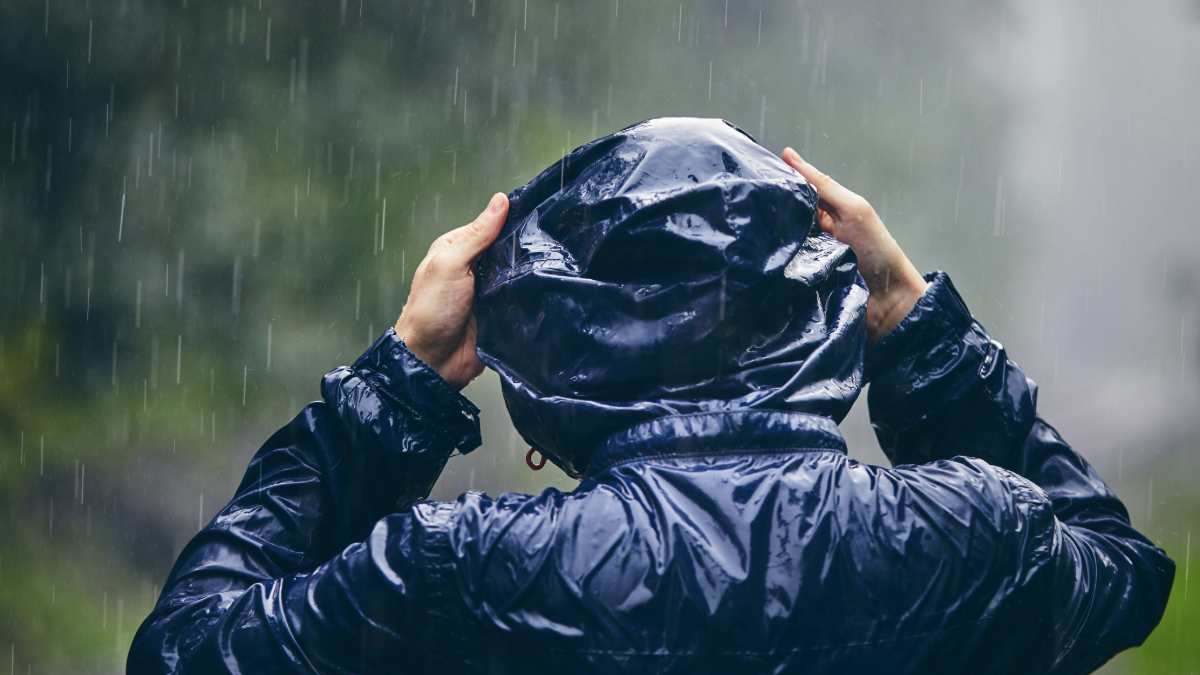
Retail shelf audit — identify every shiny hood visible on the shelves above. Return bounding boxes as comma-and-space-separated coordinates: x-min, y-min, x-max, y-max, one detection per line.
475, 117, 868, 478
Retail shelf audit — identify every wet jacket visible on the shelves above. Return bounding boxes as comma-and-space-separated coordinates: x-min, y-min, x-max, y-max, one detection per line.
129, 119, 1173, 674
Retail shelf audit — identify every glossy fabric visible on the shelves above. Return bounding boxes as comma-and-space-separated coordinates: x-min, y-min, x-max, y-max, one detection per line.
476, 118, 867, 478
130, 121, 1173, 673
129, 281, 1175, 675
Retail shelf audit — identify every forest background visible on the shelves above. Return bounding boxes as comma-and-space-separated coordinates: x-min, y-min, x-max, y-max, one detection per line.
1, 0, 1198, 671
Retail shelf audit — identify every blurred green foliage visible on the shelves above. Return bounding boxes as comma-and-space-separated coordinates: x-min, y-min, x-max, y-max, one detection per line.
0, 0, 1187, 672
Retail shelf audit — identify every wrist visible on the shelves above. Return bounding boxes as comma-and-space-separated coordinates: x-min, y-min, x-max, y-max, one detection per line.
393, 319, 444, 374
341, 329, 483, 453
865, 270, 928, 343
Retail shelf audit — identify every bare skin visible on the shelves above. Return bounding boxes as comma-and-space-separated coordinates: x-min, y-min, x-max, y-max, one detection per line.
780, 148, 929, 343
398, 150, 928, 389
394, 192, 508, 390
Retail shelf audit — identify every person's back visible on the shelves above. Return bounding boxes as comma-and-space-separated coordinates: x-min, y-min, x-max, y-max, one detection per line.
128, 118, 1172, 674
437, 414, 1070, 672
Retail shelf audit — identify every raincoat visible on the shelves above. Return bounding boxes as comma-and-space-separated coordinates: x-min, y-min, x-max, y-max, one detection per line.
129, 118, 1173, 674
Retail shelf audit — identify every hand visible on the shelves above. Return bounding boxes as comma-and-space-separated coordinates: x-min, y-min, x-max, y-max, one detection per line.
781, 148, 929, 343
394, 193, 509, 389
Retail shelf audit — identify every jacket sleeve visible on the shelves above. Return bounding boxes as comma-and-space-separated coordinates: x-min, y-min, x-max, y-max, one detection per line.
863, 272, 1174, 673
127, 329, 482, 674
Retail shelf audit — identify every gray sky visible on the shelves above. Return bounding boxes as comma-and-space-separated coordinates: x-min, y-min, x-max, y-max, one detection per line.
1002, 0, 1200, 470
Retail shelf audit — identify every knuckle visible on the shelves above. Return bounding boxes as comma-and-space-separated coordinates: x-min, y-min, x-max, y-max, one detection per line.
423, 253, 448, 275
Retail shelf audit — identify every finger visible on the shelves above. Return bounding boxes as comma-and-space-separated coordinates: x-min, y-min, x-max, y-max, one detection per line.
781, 147, 856, 210
816, 208, 836, 235
443, 193, 509, 264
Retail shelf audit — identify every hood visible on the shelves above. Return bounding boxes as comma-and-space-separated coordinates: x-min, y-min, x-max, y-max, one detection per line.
475, 117, 867, 479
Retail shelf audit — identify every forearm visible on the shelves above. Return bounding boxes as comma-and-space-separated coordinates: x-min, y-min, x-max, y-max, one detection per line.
126, 508, 453, 675
865, 272, 1034, 469
129, 329, 482, 671
190, 330, 480, 573
322, 329, 484, 512
865, 272, 1173, 664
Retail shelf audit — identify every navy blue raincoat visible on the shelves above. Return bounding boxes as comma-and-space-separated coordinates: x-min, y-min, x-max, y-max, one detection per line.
130, 118, 1173, 674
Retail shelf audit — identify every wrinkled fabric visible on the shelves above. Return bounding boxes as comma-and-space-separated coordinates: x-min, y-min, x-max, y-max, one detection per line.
476, 118, 867, 478
130, 119, 1173, 675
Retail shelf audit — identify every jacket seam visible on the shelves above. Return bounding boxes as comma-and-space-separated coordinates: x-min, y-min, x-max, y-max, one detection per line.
596, 447, 845, 473
419, 503, 470, 670
602, 410, 846, 444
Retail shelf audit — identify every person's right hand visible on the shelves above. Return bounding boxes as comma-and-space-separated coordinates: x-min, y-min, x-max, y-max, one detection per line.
781, 147, 929, 343
394, 193, 509, 389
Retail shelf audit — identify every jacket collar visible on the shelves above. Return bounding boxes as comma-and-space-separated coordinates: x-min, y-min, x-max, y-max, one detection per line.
587, 410, 848, 475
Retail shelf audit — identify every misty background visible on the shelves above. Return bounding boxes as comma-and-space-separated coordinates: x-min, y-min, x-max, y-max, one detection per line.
0, 0, 1196, 671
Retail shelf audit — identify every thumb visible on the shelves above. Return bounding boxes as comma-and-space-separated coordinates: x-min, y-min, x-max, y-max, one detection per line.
445, 192, 509, 264
781, 148, 855, 208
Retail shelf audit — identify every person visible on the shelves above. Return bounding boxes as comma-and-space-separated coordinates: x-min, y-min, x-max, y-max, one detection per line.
128, 118, 1173, 674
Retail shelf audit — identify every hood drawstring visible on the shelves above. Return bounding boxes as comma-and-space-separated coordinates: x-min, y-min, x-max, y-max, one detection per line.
526, 447, 548, 471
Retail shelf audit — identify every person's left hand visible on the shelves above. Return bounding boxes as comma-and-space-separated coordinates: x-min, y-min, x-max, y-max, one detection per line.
394, 192, 509, 389
780, 148, 927, 342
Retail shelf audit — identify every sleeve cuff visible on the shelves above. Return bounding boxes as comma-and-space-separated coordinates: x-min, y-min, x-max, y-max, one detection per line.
864, 271, 974, 383
351, 329, 483, 453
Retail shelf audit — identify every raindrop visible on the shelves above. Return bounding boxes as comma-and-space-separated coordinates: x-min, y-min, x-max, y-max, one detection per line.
231, 258, 242, 315
993, 177, 1004, 237
117, 182, 126, 241
759, 95, 766, 139
1147, 478, 1154, 523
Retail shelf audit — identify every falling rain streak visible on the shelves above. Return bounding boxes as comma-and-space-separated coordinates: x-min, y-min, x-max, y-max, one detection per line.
0, 0, 1196, 671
